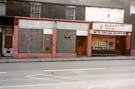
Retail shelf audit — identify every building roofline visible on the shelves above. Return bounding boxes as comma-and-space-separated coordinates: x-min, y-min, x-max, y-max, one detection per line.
14, 16, 132, 25
15, 0, 126, 9
14, 16, 91, 24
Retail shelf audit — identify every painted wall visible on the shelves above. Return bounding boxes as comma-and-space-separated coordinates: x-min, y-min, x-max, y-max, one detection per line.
85, 7, 124, 23
19, 19, 54, 29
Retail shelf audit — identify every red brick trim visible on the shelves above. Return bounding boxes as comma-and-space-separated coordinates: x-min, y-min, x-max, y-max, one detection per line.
17, 53, 51, 59
87, 35, 92, 56
56, 53, 76, 58
13, 19, 19, 58
14, 16, 91, 24
52, 26, 57, 57
126, 32, 131, 49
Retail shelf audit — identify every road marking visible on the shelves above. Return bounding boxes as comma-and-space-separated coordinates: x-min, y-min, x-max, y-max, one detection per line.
43, 68, 106, 72
0, 79, 135, 89
43, 66, 135, 72
25, 74, 64, 82
86, 80, 134, 89
0, 81, 86, 88
0, 72, 7, 74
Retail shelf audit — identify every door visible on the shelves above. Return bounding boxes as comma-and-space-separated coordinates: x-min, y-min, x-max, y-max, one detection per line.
76, 36, 87, 56
115, 36, 126, 55
43, 34, 52, 53
3, 27, 13, 56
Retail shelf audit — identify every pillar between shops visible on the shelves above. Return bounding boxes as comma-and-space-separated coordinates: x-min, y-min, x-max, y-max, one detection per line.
87, 34, 92, 56
87, 24, 92, 56
52, 23, 57, 57
13, 19, 19, 58
126, 32, 131, 55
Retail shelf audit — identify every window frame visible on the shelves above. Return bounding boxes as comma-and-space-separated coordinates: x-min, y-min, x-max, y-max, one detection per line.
30, 2, 41, 18
130, 1, 135, 15
65, 6, 76, 20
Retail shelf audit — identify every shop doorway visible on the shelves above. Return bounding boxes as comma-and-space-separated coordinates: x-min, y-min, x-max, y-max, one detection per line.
1, 27, 13, 57
115, 36, 126, 55
76, 36, 87, 56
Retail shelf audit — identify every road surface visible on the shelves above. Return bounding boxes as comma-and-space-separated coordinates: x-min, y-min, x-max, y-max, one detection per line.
0, 60, 135, 89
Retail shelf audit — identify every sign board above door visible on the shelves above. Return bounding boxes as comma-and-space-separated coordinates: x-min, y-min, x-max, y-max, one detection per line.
92, 22, 132, 32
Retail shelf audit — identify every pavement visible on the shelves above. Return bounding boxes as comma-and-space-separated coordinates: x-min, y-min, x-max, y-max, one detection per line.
0, 60, 135, 89
0, 56, 135, 63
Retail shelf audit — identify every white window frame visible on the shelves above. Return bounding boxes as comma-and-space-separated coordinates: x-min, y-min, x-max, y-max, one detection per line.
30, 2, 41, 18
65, 6, 76, 20
130, 1, 135, 15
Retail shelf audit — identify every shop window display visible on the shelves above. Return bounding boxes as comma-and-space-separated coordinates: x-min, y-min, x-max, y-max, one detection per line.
92, 35, 115, 50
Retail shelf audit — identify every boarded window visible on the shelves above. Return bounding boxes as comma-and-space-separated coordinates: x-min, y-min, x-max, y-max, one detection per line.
56, 29, 76, 53
19, 29, 43, 53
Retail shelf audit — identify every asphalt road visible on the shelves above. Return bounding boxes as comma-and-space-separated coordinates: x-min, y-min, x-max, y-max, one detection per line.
0, 60, 135, 89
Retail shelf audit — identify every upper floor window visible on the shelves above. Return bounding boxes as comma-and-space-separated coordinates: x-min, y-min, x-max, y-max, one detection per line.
130, 1, 135, 15
30, 2, 41, 18
65, 6, 75, 20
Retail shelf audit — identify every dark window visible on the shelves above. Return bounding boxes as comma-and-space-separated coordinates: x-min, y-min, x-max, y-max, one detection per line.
30, 2, 41, 18
65, 6, 75, 20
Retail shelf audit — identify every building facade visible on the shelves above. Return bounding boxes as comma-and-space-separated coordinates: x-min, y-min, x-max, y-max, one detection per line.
13, 17, 132, 58
0, 0, 135, 57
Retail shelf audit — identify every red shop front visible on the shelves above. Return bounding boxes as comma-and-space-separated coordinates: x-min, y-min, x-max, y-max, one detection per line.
89, 22, 132, 56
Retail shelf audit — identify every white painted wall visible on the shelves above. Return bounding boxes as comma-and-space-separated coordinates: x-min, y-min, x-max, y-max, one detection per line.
85, 7, 124, 23
76, 30, 88, 36
56, 22, 89, 31
19, 20, 89, 36
130, 1, 135, 14
19, 19, 54, 29
56, 22, 89, 36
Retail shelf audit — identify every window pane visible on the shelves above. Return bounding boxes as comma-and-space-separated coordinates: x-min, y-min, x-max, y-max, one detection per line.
130, 1, 135, 14
65, 7, 75, 20
30, 2, 41, 18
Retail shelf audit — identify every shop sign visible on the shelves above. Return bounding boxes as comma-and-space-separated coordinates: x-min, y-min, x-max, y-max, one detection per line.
43, 29, 52, 34
92, 23, 132, 32
90, 30, 126, 36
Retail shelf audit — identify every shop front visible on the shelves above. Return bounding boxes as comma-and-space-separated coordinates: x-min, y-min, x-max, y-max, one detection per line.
13, 17, 90, 58
12, 17, 132, 58
0, 16, 14, 57
90, 22, 132, 56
